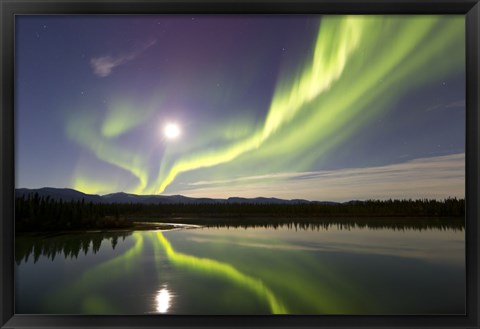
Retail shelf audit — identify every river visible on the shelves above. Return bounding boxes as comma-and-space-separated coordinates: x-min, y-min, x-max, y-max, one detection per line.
15, 219, 465, 314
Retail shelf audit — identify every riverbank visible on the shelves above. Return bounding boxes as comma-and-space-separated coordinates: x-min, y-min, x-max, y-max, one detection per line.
16, 216, 464, 237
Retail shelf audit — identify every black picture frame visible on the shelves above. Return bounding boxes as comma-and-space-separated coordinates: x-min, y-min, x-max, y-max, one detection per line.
1, 0, 479, 328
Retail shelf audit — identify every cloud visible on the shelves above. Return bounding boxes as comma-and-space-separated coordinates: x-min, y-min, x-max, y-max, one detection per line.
173, 153, 465, 201
188, 172, 307, 186
91, 56, 118, 77
90, 39, 156, 77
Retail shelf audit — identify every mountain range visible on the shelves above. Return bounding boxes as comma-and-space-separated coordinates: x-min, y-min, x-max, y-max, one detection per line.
15, 187, 339, 205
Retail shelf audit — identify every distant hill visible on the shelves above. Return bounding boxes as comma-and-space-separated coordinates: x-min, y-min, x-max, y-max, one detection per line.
15, 188, 103, 203
15, 187, 338, 205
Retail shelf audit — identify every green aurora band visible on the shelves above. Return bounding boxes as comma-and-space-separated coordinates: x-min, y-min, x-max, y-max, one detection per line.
67, 112, 149, 194
67, 16, 464, 195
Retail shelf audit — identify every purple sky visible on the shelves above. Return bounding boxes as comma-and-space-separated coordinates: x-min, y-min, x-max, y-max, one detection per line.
15, 15, 465, 201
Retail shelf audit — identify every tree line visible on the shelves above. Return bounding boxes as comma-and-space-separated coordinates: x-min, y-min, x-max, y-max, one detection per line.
15, 193, 465, 232
134, 198, 465, 218
15, 193, 139, 232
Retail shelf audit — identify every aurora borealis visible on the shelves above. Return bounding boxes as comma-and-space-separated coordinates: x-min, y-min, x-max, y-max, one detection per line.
16, 15, 465, 201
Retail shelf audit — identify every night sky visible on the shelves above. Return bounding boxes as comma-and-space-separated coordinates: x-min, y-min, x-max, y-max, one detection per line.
16, 15, 465, 201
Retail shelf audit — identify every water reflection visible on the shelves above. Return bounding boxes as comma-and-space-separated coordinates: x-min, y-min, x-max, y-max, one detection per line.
152, 231, 288, 313
15, 218, 464, 265
15, 231, 132, 264
155, 286, 172, 313
157, 231, 288, 314
36, 230, 286, 313
15, 222, 465, 314
43, 232, 144, 314
201, 218, 464, 231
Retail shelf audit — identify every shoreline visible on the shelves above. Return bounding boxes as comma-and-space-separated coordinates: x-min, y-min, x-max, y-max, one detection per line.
15, 216, 464, 237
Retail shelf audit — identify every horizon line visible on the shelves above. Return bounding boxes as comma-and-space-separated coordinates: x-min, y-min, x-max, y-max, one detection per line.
14, 186, 465, 204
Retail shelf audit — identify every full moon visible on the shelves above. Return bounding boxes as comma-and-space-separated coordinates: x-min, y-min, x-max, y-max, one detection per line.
164, 123, 181, 139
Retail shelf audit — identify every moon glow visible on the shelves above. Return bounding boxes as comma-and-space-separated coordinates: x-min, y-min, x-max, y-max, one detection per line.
164, 123, 181, 140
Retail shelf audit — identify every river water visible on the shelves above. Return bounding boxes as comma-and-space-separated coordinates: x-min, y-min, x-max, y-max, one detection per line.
15, 220, 465, 314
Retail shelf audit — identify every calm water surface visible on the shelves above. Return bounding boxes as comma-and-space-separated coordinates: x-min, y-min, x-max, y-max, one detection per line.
16, 221, 465, 314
